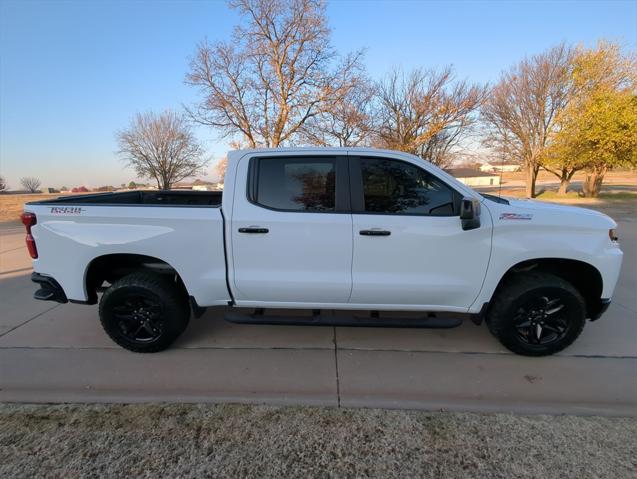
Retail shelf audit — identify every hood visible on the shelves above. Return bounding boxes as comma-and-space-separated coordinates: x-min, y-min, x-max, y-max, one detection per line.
506, 198, 608, 218
483, 196, 617, 229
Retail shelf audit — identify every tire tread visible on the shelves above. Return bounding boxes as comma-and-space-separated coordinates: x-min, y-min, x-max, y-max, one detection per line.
487, 271, 586, 356
99, 272, 190, 353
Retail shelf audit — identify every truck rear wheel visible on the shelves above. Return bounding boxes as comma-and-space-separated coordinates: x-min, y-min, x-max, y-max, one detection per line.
487, 272, 586, 356
99, 272, 190, 353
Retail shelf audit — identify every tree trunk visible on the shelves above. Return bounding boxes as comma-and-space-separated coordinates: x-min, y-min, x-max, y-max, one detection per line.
543, 165, 579, 195
558, 178, 569, 195
524, 163, 537, 198
582, 165, 607, 198
557, 167, 575, 195
160, 175, 170, 190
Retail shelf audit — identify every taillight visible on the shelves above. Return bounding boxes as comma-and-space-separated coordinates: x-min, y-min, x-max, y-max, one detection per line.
20, 212, 38, 259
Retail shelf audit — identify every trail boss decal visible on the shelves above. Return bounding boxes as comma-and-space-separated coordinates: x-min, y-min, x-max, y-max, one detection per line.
500, 213, 533, 220
50, 207, 85, 215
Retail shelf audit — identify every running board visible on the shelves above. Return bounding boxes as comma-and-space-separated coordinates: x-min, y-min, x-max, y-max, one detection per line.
223, 312, 463, 329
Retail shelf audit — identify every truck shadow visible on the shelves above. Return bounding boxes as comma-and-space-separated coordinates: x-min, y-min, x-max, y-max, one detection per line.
2, 269, 633, 358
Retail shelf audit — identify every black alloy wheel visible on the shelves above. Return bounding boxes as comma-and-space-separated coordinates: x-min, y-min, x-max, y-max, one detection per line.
111, 293, 164, 343
487, 272, 587, 356
512, 295, 571, 346
99, 272, 190, 353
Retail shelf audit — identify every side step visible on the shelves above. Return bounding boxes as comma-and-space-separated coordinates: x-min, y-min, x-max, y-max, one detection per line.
224, 312, 463, 329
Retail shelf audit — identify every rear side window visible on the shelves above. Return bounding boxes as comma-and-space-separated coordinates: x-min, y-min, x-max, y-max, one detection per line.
360, 157, 455, 215
254, 157, 336, 212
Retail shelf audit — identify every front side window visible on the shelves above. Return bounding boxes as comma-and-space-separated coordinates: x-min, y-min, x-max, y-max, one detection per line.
255, 157, 336, 212
360, 157, 455, 215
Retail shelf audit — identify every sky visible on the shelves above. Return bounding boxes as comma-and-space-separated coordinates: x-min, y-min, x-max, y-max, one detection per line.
1, 0, 636, 189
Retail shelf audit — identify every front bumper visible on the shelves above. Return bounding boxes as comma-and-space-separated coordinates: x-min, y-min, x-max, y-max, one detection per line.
31, 273, 68, 303
589, 298, 611, 321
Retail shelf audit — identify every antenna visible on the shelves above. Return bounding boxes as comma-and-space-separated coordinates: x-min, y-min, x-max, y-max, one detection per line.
498, 151, 504, 198
498, 135, 507, 199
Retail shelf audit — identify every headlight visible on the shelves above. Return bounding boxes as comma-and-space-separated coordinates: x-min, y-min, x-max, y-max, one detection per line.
609, 228, 618, 242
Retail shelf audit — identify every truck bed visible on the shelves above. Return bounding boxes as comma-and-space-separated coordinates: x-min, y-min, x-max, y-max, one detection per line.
29, 190, 222, 207
25, 190, 230, 307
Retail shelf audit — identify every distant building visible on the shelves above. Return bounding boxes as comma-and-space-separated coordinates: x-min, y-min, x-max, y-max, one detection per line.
480, 163, 520, 173
446, 168, 501, 187
173, 179, 223, 191
172, 183, 193, 190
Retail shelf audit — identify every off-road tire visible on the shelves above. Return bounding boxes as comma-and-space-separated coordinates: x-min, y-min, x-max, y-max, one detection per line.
99, 272, 190, 353
487, 272, 586, 356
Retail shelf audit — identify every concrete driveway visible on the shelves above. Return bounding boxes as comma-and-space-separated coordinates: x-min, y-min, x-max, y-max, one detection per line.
1, 218, 636, 415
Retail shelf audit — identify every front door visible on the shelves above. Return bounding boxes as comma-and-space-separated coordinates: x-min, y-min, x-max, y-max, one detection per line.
349, 156, 492, 310
231, 155, 352, 305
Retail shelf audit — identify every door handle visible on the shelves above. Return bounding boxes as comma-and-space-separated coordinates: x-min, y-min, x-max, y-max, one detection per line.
238, 226, 269, 234
359, 229, 391, 236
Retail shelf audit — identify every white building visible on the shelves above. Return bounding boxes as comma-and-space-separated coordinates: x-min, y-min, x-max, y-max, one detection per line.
480, 163, 520, 173
446, 168, 501, 187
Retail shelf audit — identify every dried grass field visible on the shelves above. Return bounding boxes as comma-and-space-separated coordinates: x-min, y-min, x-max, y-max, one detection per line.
0, 193, 62, 223
1, 403, 635, 479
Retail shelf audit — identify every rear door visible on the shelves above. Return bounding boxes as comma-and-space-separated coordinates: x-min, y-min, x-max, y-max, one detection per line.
231, 154, 353, 305
349, 155, 492, 310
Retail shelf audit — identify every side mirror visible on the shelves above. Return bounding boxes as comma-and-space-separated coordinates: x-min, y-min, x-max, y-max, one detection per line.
460, 197, 481, 231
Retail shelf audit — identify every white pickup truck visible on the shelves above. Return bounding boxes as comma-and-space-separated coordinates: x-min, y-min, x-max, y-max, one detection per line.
23, 148, 622, 356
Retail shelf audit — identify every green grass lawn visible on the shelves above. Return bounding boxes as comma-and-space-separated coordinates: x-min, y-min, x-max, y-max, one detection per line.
535, 190, 637, 201
598, 191, 637, 200
535, 190, 581, 200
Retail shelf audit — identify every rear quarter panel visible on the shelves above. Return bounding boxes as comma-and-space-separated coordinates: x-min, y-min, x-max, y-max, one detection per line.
24, 204, 230, 306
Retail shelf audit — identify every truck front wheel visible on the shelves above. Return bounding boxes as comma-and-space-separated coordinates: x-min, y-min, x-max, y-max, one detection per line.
99, 272, 190, 353
487, 272, 586, 356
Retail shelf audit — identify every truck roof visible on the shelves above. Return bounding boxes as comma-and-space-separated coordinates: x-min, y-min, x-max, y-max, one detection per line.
228, 147, 418, 162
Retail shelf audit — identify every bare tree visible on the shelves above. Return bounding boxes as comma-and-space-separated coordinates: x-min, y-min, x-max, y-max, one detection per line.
186, 0, 363, 148
300, 78, 375, 147
117, 111, 208, 190
0, 175, 6, 191
214, 157, 228, 183
482, 43, 574, 198
373, 67, 486, 168
21, 177, 42, 193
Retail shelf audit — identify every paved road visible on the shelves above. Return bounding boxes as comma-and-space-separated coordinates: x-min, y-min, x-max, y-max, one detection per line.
1, 219, 636, 415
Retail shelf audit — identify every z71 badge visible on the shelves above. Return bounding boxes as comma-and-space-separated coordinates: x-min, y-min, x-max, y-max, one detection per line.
50, 207, 85, 214
500, 213, 533, 220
